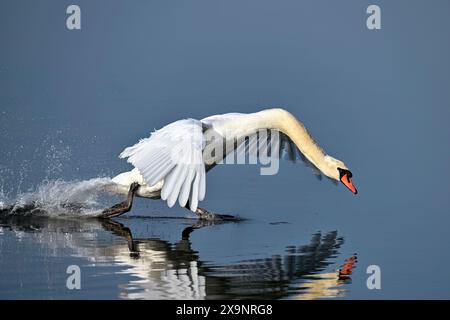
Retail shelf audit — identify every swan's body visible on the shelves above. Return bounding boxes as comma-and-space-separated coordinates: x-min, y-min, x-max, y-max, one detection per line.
108, 108, 357, 216
110, 168, 162, 197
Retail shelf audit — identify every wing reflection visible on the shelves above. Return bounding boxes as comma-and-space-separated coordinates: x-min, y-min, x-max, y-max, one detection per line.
0, 216, 356, 300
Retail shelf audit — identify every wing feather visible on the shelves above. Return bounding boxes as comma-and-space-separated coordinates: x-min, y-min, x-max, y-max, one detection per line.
178, 167, 196, 207
198, 164, 206, 201
232, 130, 326, 181
119, 119, 205, 211
167, 165, 189, 207
189, 169, 200, 211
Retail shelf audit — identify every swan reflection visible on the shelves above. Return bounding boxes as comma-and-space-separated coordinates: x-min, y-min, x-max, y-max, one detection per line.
0, 216, 356, 300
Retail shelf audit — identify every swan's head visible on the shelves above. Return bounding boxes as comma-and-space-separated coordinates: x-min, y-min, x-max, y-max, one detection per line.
337, 167, 357, 194
324, 156, 358, 194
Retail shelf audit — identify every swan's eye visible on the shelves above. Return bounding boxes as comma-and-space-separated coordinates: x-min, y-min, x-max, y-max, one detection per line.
338, 168, 352, 179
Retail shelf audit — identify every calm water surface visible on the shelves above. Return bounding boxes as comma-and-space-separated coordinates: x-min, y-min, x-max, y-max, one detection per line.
0, 215, 354, 300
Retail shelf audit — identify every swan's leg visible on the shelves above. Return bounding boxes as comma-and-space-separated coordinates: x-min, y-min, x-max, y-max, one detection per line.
184, 202, 242, 221
195, 207, 242, 221
99, 182, 140, 219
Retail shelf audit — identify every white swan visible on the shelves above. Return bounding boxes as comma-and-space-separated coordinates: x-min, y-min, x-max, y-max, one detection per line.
107, 108, 357, 219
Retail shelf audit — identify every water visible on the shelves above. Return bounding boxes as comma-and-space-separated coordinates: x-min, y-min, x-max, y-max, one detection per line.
1, 0, 450, 299
0, 216, 354, 299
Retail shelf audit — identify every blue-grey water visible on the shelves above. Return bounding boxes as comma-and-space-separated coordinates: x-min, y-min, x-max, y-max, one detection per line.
1, 0, 450, 299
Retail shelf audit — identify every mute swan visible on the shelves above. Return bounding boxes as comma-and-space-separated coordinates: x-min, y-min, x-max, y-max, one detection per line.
105, 108, 357, 220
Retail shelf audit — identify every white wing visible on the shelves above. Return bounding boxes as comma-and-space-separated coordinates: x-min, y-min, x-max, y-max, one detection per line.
119, 119, 206, 211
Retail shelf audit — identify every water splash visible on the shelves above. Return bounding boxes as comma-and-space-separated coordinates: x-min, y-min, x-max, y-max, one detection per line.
8, 178, 117, 217
0, 165, 16, 204
41, 132, 72, 180
0, 127, 116, 217
0, 129, 75, 198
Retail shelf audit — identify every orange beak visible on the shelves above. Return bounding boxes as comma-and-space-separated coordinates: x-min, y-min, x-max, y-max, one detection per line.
340, 173, 358, 194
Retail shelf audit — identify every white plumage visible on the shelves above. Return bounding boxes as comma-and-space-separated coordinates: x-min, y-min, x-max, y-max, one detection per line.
111, 108, 356, 213
119, 119, 206, 211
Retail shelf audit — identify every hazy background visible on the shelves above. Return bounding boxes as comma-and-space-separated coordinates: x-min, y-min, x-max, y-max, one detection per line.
1, 0, 450, 299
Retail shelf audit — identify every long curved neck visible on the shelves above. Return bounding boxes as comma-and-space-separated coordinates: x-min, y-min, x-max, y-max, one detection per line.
257, 108, 327, 171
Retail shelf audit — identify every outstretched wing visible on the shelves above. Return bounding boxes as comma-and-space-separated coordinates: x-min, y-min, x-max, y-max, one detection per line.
278, 132, 323, 180
119, 119, 206, 211
234, 130, 335, 183
278, 132, 338, 184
